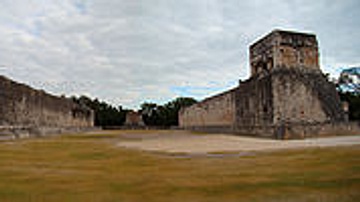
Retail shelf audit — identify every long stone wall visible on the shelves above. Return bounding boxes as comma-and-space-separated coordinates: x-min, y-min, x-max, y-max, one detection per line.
0, 75, 94, 137
180, 69, 352, 139
179, 88, 236, 128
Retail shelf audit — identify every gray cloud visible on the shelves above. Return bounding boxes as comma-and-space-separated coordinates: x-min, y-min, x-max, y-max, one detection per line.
0, 0, 359, 108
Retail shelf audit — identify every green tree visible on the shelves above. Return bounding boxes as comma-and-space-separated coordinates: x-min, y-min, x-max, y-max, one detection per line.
72, 96, 127, 127
140, 97, 197, 126
140, 102, 159, 126
333, 67, 360, 120
163, 97, 197, 126
338, 92, 360, 120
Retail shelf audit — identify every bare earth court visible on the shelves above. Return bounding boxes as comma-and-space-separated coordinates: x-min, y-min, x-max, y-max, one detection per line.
117, 130, 360, 154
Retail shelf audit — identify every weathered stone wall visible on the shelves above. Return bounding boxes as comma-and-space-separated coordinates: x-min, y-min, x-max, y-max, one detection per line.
179, 89, 236, 127
250, 31, 275, 76
250, 30, 320, 77
274, 31, 319, 71
271, 69, 345, 125
235, 76, 273, 127
0, 75, 94, 135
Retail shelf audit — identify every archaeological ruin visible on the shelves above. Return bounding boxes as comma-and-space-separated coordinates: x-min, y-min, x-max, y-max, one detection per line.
125, 110, 145, 127
0, 75, 94, 139
179, 30, 359, 139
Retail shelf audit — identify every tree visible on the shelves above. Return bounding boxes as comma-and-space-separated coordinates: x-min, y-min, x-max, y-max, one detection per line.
338, 92, 360, 120
163, 97, 197, 126
72, 95, 127, 127
73, 95, 197, 127
337, 67, 360, 94
140, 97, 197, 126
140, 102, 159, 126
334, 67, 360, 120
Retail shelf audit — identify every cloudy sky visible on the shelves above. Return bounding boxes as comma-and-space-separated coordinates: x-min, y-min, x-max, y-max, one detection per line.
0, 0, 359, 109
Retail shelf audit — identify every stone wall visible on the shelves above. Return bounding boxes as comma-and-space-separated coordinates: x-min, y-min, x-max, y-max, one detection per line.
179, 88, 236, 127
235, 76, 273, 127
0, 75, 94, 137
271, 69, 345, 125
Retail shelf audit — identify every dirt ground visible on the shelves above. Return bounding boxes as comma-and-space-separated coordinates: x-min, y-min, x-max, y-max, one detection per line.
117, 130, 360, 154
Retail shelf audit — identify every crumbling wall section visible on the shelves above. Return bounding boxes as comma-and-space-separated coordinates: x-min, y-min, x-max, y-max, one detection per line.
250, 32, 275, 76
250, 30, 320, 78
274, 31, 319, 71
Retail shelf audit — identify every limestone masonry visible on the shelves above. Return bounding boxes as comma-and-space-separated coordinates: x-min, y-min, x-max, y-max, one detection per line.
0, 75, 94, 138
179, 30, 358, 139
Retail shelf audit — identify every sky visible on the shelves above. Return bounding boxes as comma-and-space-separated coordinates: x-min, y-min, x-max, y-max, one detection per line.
0, 0, 359, 109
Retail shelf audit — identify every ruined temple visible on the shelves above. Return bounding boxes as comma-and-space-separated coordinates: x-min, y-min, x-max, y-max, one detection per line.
0, 75, 94, 138
179, 30, 355, 139
125, 110, 145, 127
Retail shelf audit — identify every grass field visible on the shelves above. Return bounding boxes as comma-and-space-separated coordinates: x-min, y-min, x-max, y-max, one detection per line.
0, 130, 360, 202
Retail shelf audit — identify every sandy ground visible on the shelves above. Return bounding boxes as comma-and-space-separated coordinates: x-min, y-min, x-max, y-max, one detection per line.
117, 131, 360, 154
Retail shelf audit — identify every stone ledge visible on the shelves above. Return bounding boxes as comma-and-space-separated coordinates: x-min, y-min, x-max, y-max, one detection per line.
0, 125, 99, 141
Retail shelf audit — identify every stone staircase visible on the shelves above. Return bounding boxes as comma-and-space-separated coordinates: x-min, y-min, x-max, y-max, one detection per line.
291, 70, 345, 122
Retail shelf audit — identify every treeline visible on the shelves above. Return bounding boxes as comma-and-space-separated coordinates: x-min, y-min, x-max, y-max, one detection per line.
335, 67, 360, 120
71, 96, 197, 127
140, 97, 197, 126
338, 92, 360, 120
72, 96, 127, 126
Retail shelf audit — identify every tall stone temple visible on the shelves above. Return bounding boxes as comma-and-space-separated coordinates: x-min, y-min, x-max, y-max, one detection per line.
179, 30, 355, 139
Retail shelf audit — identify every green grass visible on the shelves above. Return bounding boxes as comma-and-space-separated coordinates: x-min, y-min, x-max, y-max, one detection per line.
0, 130, 359, 202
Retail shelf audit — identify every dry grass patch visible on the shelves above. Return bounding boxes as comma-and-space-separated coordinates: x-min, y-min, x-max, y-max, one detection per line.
0, 130, 359, 202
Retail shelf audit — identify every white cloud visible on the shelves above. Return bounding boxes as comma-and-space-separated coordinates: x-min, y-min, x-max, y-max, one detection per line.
0, 0, 359, 109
